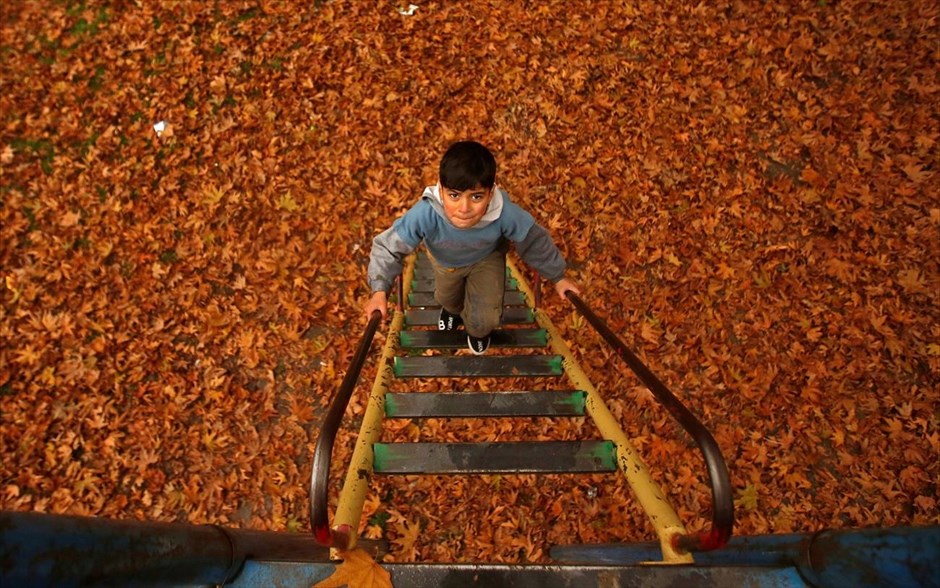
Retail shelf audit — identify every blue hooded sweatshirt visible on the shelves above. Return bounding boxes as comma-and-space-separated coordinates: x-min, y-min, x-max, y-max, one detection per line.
367, 185, 567, 293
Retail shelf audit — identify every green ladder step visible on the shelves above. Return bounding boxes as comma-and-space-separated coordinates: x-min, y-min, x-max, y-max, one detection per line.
385, 391, 587, 418
393, 355, 563, 378
399, 329, 547, 350
405, 308, 533, 326
408, 290, 527, 307
372, 441, 617, 474
411, 277, 518, 292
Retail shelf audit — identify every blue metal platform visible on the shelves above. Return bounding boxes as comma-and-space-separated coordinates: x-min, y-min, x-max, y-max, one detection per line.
2, 511, 937, 588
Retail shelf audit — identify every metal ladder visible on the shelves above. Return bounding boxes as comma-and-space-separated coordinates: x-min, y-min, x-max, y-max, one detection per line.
8, 256, 939, 587
12, 252, 938, 587
316, 250, 699, 563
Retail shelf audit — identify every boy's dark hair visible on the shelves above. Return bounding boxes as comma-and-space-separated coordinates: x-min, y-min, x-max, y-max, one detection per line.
439, 141, 497, 191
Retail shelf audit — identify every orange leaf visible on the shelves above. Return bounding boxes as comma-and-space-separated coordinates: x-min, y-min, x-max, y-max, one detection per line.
312, 549, 392, 588
391, 518, 421, 555
800, 166, 826, 188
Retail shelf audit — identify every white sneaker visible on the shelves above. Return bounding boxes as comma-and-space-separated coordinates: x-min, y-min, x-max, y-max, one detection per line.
467, 334, 490, 355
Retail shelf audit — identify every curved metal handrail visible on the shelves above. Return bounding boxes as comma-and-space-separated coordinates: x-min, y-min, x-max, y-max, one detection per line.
310, 309, 383, 546
565, 291, 733, 552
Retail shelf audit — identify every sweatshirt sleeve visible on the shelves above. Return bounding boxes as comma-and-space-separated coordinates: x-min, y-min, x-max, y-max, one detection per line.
367, 227, 415, 293
366, 203, 427, 293
515, 223, 567, 282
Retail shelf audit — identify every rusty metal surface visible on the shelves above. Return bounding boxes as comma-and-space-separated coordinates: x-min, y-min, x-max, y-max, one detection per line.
398, 328, 547, 349
552, 527, 940, 588
385, 390, 586, 418
553, 533, 805, 566
393, 355, 562, 378
372, 441, 617, 474
229, 560, 809, 588
799, 526, 940, 588
5, 513, 936, 588
0, 511, 382, 588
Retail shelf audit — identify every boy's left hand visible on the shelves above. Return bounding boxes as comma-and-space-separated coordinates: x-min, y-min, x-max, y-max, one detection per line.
554, 277, 580, 300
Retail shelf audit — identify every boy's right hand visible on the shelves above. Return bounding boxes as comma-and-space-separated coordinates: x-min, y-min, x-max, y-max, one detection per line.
554, 277, 581, 300
364, 291, 387, 321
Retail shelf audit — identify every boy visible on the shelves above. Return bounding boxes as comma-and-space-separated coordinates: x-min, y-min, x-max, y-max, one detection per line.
364, 141, 579, 355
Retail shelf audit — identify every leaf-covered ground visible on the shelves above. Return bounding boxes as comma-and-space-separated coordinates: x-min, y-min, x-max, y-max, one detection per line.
1, 0, 937, 564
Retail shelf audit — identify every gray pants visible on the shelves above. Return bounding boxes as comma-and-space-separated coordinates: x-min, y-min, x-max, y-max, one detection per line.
430, 247, 506, 338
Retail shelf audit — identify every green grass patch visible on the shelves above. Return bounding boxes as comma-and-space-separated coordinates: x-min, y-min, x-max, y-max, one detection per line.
367, 510, 391, 531
11, 138, 55, 175
236, 8, 258, 22
72, 235, 91, 250
66, 5, 110, 40
87, 65, 106, 90
21, 206, 38, 233
77, 131, 100, 158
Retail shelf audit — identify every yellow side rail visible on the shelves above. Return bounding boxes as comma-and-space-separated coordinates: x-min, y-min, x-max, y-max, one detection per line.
507, 257, 693, 564
330, 256, 414, 552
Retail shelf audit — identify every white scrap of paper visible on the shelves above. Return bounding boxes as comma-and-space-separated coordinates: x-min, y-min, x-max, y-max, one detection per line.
153, 121, 166, 136
399, 4, 418, 16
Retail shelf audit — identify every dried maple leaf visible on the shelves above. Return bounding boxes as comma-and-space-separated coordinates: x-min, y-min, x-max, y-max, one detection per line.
312, 549, 392, 588
59, 210, 80, 227
391, 518, 422, 556
897, 269, 927, 294
735, 483, 759, 511
899, 158, 932, 184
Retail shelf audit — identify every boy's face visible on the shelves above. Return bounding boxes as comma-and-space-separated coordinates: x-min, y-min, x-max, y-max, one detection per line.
440, 184, 494, 229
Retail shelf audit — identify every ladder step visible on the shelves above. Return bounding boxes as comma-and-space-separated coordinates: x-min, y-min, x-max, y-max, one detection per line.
408, 291, 526, 307
411, 277, 518, 293
393, 355, 563, 378
372, 441, 617, 474
385, 391, 587, 418
399, 329, 547, 349
405, 308, 533, 326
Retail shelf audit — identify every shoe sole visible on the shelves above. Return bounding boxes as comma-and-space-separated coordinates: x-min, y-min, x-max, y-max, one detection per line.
467, 336, 489, 355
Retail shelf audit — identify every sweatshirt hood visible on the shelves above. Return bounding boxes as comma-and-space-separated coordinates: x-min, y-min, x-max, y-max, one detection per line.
422, 184, 505, 229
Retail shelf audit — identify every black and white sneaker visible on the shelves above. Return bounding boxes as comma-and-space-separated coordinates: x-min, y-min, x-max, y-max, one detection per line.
438, 308, 462, 331
467, 334, 490, 355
